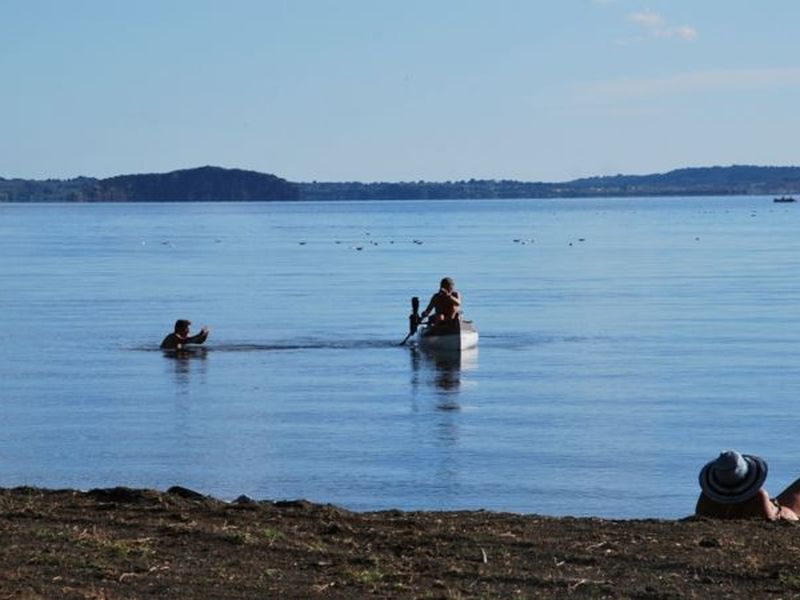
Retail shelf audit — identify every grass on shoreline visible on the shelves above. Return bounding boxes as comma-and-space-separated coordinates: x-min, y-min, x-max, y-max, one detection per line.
2, 485, 800, 598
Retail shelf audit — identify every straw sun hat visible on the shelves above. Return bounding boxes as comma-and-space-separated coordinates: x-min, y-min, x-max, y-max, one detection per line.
699, 450, 768, 504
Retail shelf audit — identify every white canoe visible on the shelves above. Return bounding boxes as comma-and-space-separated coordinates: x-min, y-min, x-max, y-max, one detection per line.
415, 319, 479, 351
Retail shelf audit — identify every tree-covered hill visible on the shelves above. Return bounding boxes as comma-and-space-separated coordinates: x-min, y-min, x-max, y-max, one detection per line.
0, 166, 299, 202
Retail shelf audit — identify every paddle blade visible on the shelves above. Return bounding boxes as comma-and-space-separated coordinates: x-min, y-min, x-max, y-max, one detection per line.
400, 296, 421, 345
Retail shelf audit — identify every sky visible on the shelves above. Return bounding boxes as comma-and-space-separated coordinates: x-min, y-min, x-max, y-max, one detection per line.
3, 1, 800, 182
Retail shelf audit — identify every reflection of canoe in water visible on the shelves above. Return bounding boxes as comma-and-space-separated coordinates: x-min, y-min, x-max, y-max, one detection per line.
415, 319, 479, 351
414, 346, 478, 394
420, 345, 479, 371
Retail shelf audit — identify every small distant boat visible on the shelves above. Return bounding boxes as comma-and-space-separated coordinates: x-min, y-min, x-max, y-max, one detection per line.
402, 296, 479, 351
774, 196, 796, 203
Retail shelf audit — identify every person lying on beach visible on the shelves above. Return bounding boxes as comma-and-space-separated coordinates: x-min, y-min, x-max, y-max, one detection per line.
696, 450, 800, 520
160, 319, 210, 350
420, 277, 462, 323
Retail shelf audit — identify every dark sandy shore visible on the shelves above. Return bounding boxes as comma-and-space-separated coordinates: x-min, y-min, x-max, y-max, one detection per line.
2, 486, 800, 599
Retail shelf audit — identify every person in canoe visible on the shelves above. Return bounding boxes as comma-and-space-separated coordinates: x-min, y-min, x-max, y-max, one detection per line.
695, 450, 800, 520
420, 277, 462, 324
160, 319, 210, 350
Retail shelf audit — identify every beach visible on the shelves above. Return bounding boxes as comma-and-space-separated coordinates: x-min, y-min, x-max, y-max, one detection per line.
3, 486, 800, 599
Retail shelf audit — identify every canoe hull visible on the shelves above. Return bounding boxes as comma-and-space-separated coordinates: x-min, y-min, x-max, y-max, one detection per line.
415, 319, 479, 351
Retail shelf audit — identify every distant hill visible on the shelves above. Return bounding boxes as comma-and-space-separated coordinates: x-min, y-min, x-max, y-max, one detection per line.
297, 165, 800, 200
0, 166, 299, 202
97, 166, 299, 202
563, 165, 800, 197
2, 164, 800, 202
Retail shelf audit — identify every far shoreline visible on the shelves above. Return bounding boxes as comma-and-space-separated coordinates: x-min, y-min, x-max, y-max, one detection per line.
2, 164, 799, 202
0, 192, 788, 204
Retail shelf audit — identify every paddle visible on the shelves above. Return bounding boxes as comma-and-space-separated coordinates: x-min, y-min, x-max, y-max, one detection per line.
399, 296, 421, 345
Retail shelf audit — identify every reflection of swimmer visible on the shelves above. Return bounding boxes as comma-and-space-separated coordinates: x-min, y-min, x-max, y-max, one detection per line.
165, 345, 208, 359
160, 319, 210, 350
168, 346, 208, 387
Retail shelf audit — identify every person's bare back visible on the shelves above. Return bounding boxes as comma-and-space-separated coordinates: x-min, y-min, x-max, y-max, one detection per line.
420, 277, 462, 323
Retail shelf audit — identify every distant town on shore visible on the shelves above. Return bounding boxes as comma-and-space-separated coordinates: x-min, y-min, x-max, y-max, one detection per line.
2, 164, 800, 202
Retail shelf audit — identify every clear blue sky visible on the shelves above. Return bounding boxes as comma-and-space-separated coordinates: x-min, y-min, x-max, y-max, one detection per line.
3, 1, 799, 182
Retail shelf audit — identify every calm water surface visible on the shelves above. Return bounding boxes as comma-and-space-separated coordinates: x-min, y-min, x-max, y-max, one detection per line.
2, 197, 799, 518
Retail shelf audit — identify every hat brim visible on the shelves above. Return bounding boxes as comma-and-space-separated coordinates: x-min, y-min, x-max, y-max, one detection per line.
699, 454, 767, 504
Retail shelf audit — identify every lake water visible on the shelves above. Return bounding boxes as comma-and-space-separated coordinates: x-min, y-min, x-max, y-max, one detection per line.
2, 197, 799, 519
